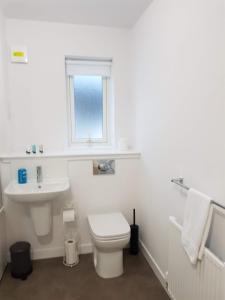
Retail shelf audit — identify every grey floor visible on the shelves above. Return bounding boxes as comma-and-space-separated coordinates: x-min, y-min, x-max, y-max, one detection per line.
0, 251, 170, 300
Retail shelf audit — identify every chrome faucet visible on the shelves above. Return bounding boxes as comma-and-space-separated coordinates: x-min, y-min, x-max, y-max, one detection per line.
36, 166, 42, 183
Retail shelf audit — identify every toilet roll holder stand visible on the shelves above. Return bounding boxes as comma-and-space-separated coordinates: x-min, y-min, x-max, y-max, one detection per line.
62, 203, 79, 267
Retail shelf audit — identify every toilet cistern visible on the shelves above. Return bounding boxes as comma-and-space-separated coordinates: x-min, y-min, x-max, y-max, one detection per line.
36, 166, 42, 183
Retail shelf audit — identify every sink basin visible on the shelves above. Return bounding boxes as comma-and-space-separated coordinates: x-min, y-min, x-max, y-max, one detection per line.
5, 178, 70, 203
4, 178, 70, 236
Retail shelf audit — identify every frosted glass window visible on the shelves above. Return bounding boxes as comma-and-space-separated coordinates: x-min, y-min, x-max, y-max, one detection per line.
66, 58, 112, 145
73, 75, 104, 140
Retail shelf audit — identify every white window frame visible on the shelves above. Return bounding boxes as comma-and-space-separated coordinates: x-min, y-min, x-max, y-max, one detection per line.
66, 57, 113, 148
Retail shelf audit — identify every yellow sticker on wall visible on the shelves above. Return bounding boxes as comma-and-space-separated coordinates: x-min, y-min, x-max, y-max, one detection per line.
13, 51, 25, 57
11, 46, 28, 63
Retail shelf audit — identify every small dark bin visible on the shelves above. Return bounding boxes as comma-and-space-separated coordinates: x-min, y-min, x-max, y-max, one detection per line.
10, 242, 32, 280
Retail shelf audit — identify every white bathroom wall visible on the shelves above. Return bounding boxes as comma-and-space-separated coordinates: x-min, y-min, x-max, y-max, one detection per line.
1, 156, 139, 259
131, 0, 225, 279
0, 11, 9, 154
0, 9, 7, 279
5, 19, 134, 153
0, 17, 139, 260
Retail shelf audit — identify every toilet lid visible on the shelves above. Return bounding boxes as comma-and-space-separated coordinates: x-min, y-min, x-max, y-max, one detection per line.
88, 212, 130, 239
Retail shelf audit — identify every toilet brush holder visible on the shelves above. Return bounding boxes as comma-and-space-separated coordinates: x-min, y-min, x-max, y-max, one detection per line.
130, 209, 139, 255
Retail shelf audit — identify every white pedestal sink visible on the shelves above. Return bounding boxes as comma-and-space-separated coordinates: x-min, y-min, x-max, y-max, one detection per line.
4, 178, 70, 236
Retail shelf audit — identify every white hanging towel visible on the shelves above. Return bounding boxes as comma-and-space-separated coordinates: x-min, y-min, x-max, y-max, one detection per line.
181, 188, 212, 265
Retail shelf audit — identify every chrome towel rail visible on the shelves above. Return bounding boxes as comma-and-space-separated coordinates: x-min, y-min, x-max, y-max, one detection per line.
171, 178, 189, 190
171, 178, 225, 210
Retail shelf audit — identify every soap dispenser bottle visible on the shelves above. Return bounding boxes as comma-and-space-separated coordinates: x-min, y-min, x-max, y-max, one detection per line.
18, 168, 27, 184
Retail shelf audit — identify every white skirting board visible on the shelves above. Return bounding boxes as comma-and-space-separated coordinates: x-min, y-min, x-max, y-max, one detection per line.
139, 240, 169, 295
7, 243, 93, 262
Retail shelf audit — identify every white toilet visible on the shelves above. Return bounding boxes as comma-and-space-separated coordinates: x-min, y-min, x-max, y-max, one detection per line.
88, 212, 130, 279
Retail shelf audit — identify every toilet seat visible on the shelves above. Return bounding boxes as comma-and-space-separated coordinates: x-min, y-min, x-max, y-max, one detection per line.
93, 233, 130, 242
88, 212, 130, 240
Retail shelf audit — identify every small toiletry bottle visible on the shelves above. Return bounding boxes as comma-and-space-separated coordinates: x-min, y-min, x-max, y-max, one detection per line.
39, 144, 44, 154
32, 144, 36, 154
26, 145, 31, 154
18, 168, 27, 184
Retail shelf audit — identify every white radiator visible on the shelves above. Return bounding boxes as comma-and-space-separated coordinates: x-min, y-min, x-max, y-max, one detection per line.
168, 217, 225, 300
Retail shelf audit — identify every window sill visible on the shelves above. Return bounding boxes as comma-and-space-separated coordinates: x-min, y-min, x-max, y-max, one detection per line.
0, 150, 141, 162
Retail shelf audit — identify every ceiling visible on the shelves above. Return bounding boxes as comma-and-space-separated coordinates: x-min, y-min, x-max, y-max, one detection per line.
1, 0, 152, 28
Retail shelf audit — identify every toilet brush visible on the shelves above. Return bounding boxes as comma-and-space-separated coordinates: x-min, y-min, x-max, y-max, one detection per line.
130, 209, 139, 255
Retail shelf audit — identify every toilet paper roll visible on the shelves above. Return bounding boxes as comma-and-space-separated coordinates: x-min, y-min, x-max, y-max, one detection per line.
65, 239, 78, 265
63, 209, 75, 223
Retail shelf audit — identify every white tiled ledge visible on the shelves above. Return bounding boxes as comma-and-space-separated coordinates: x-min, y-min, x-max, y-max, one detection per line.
0, 150, 141, 162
